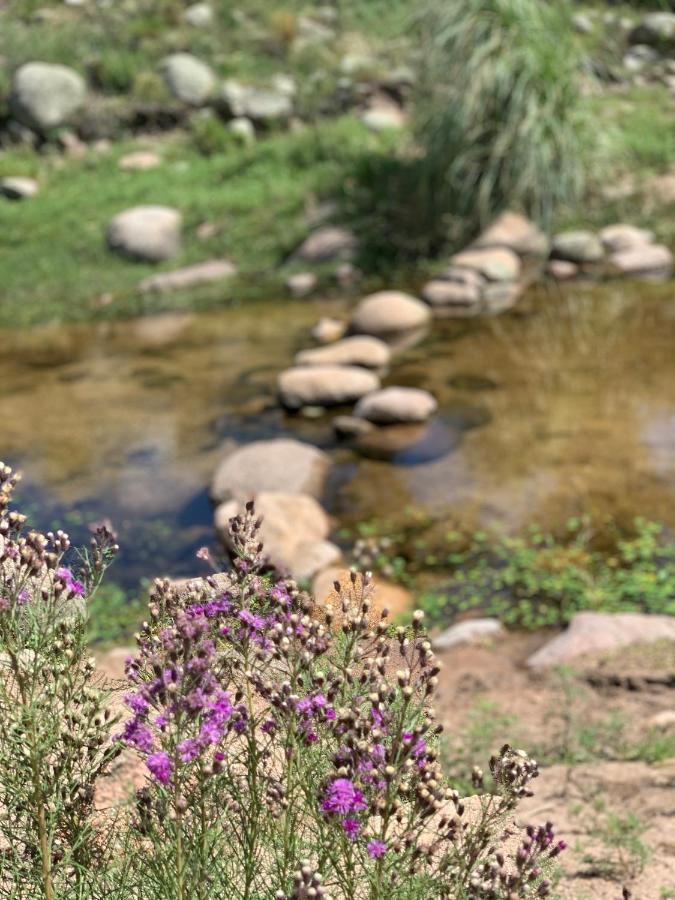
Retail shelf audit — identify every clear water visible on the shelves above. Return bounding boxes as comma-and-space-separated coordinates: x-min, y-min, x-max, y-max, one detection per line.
2, 280, 675, 589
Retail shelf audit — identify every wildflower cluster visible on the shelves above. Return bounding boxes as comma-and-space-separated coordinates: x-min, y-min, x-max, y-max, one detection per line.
0, 462, 120, 900
0, 473, 565, 900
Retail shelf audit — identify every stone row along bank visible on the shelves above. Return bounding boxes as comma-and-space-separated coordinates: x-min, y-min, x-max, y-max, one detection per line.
207, 211, 673, 593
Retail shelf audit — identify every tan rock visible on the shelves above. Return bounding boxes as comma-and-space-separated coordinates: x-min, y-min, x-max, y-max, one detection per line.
450, 247, 521, 282
312, 567, 413, 622
474, 211, 549, 256
138, 259, 236, 293
295, 336, 391, 370
278, 365, 380, 409
350, 291, 431, 335
118, 151, 162, 171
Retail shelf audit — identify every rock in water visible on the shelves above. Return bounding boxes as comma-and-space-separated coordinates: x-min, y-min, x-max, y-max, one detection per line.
211, 439, 330, 504
214, 492, 340, 581
278, 366, 380, 409
353, 387, 437, 424
10, 62, 86, 132
162, 54, 215, 105
106, 206, 182, 262
295, 336, 391, 370
551, 230, 604, 264
350, 291, 431, 335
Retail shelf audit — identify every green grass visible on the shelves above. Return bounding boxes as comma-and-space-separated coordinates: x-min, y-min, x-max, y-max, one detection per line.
0, 117, 396, 327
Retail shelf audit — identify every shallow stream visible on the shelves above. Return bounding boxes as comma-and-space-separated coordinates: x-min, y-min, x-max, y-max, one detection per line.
2, 279, 674, 589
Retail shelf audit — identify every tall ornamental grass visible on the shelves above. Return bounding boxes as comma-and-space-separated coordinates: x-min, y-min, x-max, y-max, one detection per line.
0, 461, 564, 898
415, 0, 590, 235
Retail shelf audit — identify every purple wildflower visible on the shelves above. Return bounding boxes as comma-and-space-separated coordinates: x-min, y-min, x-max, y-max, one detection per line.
16, 589, 30, 606
146, 751, 173, 785
342, 818, 360, 841
321, 779, 368, 815
367, 840, 387, 859
56, 567, 85, 597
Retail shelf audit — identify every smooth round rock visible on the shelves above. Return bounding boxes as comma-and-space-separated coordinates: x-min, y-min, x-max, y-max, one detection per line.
278, 365, 380, 409
609, 244, 673, 278
350, 291, 431, 335
551, 230, 604, 264
599, 224, 655, 253
354, 387, 438, 424
184, 2, 213, 26
106, 206, 182, 262
10, 62, 86, 132
211, 438, 330, 504
473, 211, 549, 257
286, 272, 318, 298
450, 247, 521, 282
295, 336, 391, 370
162, 53, 215, 106
311, 317, 346, 344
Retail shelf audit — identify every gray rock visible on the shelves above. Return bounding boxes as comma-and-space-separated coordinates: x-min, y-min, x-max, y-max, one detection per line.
572, 12, 594, 35
451, 247, 521, 282
0, 176, 39, 200
278, 365, 380, 409
211, 439, 330, 504
138, 259, 236, 293
184, 3, 213, 27
482, 281, 522, 314
527, 612, 675, 668
228, 117, 256, 144
286, 272, 318, 298
333, 415, 375, 438
473, 211, 549, 257
350, 290, 431, 335
354, 387, 438, 424
551, 230, 604, 264
311, 317, 347, 344
107, 206, 182, 263
294, 226, 358, 263
295, 335, 391, 370
630, 12, 675, 47
599, 223, 655, 253
421, 278, 482, 314
162, 53, 215, 106
220, 80, 293, 123
214, 491, 339, 580
10, 62, 86, 132
624, 45, 660, 73
432, 618, 504, 651
609, 244, 673, 278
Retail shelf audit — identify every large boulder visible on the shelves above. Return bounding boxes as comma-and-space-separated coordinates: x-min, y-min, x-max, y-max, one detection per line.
551, 230, 604, 264
220, 80, 293, 123
214, 492, 340, 581
473, 211, 549, 257
630, 12, 675, 47
350, 291, 431, 335
295, 336, 391, 370
278, 365, 380, 409
527, 612, 675, 669
293, 226, 357, 263
138, 259, 236, 293
162, 54, 215, 106
608, 244, 673, 279
354, 387, 438, 424
107, 206, 182, 262
10, 62, 86, 132
450, 247, 521, 282
211, 438, 330, 504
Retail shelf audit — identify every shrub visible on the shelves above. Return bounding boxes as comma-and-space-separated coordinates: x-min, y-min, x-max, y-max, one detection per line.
420, 517, 675, 630
413, 0, 590, 238
0, 462, 564, 898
